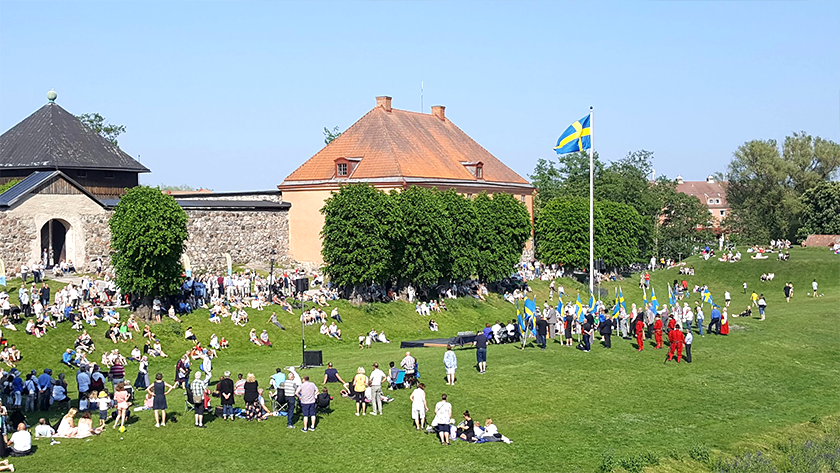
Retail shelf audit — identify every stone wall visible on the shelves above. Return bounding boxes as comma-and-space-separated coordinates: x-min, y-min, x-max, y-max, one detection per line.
183, 209, 290, 273
174, 191, 283, 204
0, 213, 38, 275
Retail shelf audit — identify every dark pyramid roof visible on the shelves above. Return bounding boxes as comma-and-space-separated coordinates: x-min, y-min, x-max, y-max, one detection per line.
0, 102, 150, 173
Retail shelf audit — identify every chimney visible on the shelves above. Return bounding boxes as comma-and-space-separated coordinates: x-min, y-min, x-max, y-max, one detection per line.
431, 105, 446, 121
676, 174, 684, 184
706, 175, 715, 183
376, 96, 392, 112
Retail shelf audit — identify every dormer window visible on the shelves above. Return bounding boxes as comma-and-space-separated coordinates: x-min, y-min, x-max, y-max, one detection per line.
334, 157, 362, 179
460, 161, 484, 180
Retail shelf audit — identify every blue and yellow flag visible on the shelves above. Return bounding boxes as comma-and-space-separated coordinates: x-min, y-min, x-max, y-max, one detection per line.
554, 114, 592, 155
650, 288, 659, 313
702, 288, 717, 307
619, 286, 626, 312
523, 297, 537, 335
575, 294, 585, 322
588, 294, 595, 312
668, 285, 676, 306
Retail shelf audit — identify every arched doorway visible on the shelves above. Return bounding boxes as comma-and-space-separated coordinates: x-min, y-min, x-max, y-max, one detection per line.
39, 219, 69, 267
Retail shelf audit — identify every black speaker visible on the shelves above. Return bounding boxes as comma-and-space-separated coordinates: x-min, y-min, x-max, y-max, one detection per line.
294, 278, 310, 293
303, 350, 322, 367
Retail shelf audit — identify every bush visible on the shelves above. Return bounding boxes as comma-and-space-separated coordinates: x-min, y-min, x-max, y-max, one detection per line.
715, 451, 777, 473
618, 451, 659, 473
598, 449, 616, 473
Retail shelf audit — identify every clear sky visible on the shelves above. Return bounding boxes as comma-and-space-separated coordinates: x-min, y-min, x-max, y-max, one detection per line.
1, 1, 838, 191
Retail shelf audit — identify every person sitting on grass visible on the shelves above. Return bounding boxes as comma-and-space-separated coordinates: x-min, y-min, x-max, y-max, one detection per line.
34, 418, 55, 438
55, 408, 79, 438
457, 411, 477, 442
7, 423, 32, 457
62, 349, 78, 368
328, 322, 341, 340
184, 327, 197, 343
259, 330, 273, 347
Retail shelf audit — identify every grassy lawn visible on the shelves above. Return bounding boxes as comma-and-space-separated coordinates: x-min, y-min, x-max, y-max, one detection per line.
2, 247, 838, 472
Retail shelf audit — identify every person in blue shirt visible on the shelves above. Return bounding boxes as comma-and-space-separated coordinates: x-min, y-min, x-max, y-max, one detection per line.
37, 369, 53, 411
708, 306, 722, 335
12, 374, 23, 409
62, 349, 78, 368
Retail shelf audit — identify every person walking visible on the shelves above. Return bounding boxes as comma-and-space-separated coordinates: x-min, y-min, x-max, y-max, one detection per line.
369, 363, 386, 416
724, 290, 731, 307
695, 303, 705, 336
635, 316, 645, 351
757, 294, 767, 321
684, 329, 693, 363
653, 314, 663, 349
708, 306, 721, 335
295, 375, 318, 432
146, 373, 174, 427
581, 318, 593, 352
113, 382, 131, 431
443, 346, 457, 386
665, 325, 685, 364
812, 279, 818, 297
784, 283, 793, 303
410, 383, 428, 430
743, 281, 747, 294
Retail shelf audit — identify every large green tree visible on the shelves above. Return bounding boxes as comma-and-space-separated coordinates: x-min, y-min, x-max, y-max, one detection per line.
109, 186, 188, 314
597, 200, 645, 268
473, 192, 532, 283
440, 189, 478, 282
726, 133, 840, 242
535, 196, 598, 269
321, 184, 393, 288
77, 112, 126, 145
654, 183, 714, 260
392, 186, 453, 288
798, 181, 840, 238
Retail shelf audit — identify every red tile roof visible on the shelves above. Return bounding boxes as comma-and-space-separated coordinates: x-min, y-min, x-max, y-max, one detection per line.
676, 180, 728, 208
281, 98, 529, 186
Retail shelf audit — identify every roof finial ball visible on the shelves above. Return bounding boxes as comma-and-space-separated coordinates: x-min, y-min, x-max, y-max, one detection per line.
47, 89, 57, 103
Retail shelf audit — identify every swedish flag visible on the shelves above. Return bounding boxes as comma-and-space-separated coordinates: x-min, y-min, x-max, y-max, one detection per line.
619, 287, 626, 312
650, 288, 659, 313
576, 294, 585, 322
554, 114, 591, 155
702, 288, 717, 307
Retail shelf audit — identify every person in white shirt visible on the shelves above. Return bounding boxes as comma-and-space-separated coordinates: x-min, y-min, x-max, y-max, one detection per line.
812, 279, 818, 297
684, 330, 693, 363
724, 290, 731, 307
368, 362, 387, 416
7, 423, 32, 456
409, 383, 428, 430
34, 417, 55, 438
432, 394, 452, 445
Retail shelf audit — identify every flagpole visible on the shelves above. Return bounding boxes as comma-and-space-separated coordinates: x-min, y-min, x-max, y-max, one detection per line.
589, 106, 594, 296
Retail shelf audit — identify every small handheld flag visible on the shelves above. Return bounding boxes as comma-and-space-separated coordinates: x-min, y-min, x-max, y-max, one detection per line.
554, 114, 592, 155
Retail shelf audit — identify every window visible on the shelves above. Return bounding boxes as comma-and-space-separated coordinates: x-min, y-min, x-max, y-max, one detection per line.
336, 163, 348, 177
76, 170, 87, 179
715, 198, 721, 204
719, 210, 726, 216
467, 193, 473, 199
520, 195, 526, 203
708, 198, 714, 204
475, 165, 483, 179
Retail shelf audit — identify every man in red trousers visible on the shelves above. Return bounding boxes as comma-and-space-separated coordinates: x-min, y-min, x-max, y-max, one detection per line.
653, 314, 664, 349
635, 317, 645, 351
665, 325, 685, 363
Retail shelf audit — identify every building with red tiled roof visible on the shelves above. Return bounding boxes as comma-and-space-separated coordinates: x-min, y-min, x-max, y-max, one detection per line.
279, 96, 535, 263
675, 174, 729, 226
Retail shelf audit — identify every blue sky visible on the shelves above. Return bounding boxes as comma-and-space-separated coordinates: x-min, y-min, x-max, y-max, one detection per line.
1, 1, 838, 191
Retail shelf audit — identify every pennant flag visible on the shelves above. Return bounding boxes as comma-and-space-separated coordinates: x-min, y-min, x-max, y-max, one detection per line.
650, 288, 660, 313
554, 114, 592, 155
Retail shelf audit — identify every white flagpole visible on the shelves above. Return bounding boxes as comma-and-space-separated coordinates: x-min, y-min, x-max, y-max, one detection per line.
589, 106, 594, 296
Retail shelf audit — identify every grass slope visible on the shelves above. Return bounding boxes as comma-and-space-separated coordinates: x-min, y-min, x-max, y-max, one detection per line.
3, 247, 839, 473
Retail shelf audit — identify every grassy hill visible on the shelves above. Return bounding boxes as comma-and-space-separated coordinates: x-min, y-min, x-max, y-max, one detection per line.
2, 247, 838, 472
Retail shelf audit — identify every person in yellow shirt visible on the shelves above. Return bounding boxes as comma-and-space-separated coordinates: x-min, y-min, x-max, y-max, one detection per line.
352, 367, 368, 416
750, 291, 759, 307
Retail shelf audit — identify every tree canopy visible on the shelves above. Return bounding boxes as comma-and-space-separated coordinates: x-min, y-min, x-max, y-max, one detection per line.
323, 126, 342, 145
109, 186, 188, 304
798, 181, 840, 238
320, 185, 531, 290
77, 112, 126, 146
725, 132, 840, 242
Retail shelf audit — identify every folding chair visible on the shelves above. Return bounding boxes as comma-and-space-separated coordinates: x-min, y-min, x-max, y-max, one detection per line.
391, 370, 406, 390
272, 390, 288, 413
184, 389, 195, 414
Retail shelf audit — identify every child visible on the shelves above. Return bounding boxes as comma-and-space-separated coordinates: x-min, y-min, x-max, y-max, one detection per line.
96, 391, 111, 428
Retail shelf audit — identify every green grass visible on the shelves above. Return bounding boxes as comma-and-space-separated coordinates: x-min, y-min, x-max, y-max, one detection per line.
3, 247, 839, 473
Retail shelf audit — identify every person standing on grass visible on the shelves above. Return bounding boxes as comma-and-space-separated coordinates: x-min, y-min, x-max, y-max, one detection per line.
784, 283, 793, 303
684, 329, 693, 363
295, 375, 318, 432
410, 383, 428, 430
284, 372, 298, 428
757, 294, 767, 321
218, 371, 235, 421
581, 318, 593, 352
598, 314, 612, 349
653, 314, 663, 349
708, 306, 721, 335
665, 324, 685, 364
443, 346, 457, 386
369, 362, 386, 416
433, 393, 452, 445
695, 303, 705, 336
147, 373, 174, 427
536, 315, 548, 350
474, 332, 487, 373
352, 367, 368, 416
743, 281, 747, 295
190, 372, 207, 428
724, 290, 731, 307
113, 382, 130, 431
635, 315, 645, 351
812, 279, 818, 297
